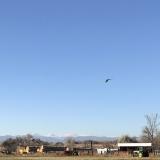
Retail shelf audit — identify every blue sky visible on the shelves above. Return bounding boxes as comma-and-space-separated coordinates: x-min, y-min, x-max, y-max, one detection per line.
0, 0, 160, 137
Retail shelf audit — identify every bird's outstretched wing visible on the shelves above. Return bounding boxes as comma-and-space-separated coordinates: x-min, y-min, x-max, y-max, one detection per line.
105, 79, 111, 83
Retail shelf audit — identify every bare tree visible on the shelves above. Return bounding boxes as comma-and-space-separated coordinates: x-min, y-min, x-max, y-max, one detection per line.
141, 113, 160, 148
64, 138, 75, 149
118, 135, 138, 143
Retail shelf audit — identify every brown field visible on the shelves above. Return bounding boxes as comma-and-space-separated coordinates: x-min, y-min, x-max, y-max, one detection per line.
0, 156, 160, 160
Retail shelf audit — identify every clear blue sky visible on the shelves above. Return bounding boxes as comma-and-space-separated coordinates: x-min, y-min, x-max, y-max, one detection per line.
0, 0, 160, 137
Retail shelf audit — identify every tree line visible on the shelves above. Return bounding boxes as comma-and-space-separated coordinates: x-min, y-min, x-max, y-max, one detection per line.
1, 113, 160, 154
1, 134, 49, 154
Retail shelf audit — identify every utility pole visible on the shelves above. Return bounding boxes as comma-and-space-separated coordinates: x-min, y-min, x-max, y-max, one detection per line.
91, 140, 93, 156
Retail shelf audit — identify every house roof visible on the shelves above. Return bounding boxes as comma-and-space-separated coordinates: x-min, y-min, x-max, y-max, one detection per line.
117, 143, 152, 147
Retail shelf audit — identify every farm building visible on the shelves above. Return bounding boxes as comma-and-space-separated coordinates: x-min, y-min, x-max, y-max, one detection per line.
118, 143, 152, 152
118, 143, 152, 157
16, 146, 29, 154
17, 145, 43, 154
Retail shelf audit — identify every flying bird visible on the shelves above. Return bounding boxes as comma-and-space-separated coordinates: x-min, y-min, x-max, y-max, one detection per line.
105, 79, 111, 83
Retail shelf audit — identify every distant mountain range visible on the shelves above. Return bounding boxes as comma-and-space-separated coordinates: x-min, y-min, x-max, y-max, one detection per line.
0, 135, 117, 143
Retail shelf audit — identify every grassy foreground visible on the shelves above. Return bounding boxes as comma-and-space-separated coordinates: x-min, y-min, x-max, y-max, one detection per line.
0, 157, 160, 160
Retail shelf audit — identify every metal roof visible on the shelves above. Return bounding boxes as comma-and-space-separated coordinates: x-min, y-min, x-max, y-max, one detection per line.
118, 143, 152, 147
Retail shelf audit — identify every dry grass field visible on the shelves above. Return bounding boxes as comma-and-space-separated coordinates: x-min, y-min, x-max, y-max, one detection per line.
0, 157, 160, 160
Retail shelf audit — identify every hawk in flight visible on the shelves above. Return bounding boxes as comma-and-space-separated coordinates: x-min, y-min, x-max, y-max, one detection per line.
105, 79, 111, 83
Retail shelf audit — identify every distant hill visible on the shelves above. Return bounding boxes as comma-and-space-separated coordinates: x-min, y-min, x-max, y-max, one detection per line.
0, 135, 15, 142
73, 136, 117, 142
0, 135, 117, 143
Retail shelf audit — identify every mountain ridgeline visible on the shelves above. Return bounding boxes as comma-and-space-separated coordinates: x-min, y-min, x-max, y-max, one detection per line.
0, 135, 117, 143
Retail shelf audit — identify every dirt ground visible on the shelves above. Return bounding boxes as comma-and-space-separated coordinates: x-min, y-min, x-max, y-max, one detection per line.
0, 156, 160, 160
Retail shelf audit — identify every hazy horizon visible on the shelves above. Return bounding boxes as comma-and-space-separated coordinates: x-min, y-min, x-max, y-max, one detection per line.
0, 133, 118, 138
0, 0, 160, 137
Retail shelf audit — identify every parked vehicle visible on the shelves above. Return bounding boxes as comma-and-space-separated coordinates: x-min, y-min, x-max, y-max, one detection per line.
133, 149, 149, 157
